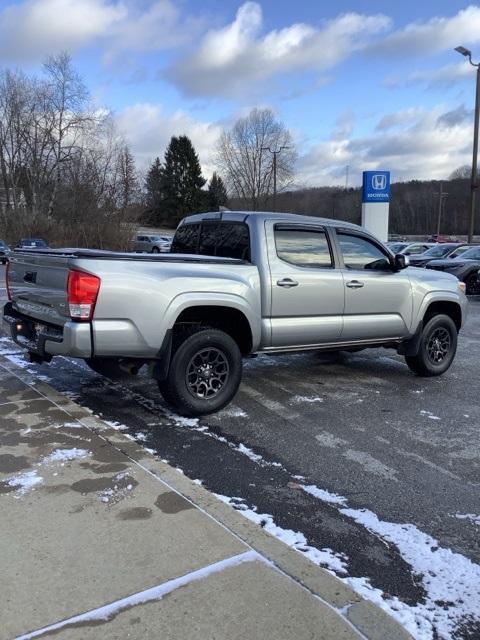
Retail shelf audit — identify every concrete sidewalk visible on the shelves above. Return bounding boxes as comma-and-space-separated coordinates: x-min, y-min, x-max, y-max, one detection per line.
0, 356, 411, 640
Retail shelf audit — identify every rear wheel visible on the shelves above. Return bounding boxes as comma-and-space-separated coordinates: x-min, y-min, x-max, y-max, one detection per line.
158, 327, 242, 417
84, 358, 129, 379
405, 314, 457, 376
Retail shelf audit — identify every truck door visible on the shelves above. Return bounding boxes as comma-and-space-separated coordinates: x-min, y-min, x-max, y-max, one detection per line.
266, 222, 345, 347
335, 230, 412, 341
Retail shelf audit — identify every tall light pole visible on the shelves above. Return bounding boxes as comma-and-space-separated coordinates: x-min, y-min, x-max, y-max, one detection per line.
262, 146, 290, 212
434, 182, 448, 236
455, 46, 480, 242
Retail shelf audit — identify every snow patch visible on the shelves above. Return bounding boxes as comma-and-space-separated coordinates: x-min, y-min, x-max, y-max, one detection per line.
42, 448, 90, 464
215, 494, 348, 574
221, 406, 248, 418
7, 470, 43, 495
293, 395, 324, 404
455, 513, 480, 526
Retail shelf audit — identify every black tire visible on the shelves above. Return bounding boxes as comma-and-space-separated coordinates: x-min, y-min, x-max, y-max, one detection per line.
405, 314, 457, 377
158, 327, 242, 417
84, 358, 129, 379
465, 272, 480, 296
151, 246, 160, 254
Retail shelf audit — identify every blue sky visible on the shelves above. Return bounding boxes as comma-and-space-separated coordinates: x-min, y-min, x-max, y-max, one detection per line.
0, 0, 479, 185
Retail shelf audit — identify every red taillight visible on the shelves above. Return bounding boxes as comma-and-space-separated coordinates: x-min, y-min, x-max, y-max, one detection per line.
5, 260, 12, 301
67, 270, 100, 321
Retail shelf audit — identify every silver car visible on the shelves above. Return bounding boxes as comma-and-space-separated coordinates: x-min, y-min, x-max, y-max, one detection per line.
134, 234, 172, 253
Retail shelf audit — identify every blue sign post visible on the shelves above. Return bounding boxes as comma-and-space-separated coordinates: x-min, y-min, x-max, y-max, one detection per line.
361, 170, 391, 240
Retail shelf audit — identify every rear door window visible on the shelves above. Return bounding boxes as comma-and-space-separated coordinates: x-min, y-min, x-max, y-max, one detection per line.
215, 223, 250, 260
275, 227, 333, 268
171, 224, 201, 254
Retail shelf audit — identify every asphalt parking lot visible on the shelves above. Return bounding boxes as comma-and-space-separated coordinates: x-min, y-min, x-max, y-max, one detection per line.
1, 264, 479, 639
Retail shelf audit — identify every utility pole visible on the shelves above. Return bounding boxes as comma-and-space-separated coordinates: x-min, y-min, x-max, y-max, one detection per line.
455, 46, 480, 242
262, 146, 290, 212
434, 182, 448, 236
345, 165, 349, 190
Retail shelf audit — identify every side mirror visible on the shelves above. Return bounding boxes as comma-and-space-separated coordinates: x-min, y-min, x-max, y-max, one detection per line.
394, 253, 410, 270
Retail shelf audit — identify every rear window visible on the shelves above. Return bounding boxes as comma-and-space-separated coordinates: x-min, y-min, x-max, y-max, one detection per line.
172, 222, 250, 261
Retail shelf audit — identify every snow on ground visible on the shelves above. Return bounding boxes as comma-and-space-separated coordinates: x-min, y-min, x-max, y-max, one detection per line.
7, 470, 43, 496
42, 448, 90, 464
455, 513, 480, 526
215, 494, 349, 575
292, 395, 324, 403
420, 410, 441, 421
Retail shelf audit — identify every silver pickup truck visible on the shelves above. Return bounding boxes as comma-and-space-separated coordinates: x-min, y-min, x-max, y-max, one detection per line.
3, 211, 468, 416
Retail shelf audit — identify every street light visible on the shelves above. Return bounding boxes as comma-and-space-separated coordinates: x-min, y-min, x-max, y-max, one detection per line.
261, 146, 290, 212
455, 45, 480, 242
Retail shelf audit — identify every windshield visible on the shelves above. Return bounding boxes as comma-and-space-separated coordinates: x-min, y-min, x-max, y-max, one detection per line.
421, 245, 456, 258
456, 247, 480, 260
150, 236, 167, 242
0, 240, 6, 248
388, 242, 407, 253
450, 246, 472, 258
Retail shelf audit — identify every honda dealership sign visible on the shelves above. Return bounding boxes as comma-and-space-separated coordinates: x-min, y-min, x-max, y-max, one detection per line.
361, 170, 390, 240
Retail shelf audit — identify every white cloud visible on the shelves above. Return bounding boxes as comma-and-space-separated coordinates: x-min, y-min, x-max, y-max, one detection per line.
0, 0, 197, 64
371, 5, 480, 56
299, 105, 474, 186
115, 103, 222, 177
168, 2, 391, 98
0, 0, 125, 62
384, 62, 474, 89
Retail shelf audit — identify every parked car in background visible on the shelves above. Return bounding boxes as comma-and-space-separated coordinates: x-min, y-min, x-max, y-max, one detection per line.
16, 238, 49, 249
408, 243, 468, 268
386, 242, 433, 255
427, 245, 480, 295
134, 234, 172, 253
0, 239, 10, 264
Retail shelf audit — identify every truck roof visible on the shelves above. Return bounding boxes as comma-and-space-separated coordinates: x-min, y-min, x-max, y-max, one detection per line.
180, 210, 362, 231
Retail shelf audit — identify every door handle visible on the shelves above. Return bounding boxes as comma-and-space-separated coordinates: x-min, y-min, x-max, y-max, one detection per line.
346, 280, 364, 289
277, 278, 299, 288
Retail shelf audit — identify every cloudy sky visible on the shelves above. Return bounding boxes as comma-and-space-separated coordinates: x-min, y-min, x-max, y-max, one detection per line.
1, 0, 480, 186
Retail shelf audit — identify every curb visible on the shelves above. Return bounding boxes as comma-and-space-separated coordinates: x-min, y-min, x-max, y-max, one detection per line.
0, 354, 412, 640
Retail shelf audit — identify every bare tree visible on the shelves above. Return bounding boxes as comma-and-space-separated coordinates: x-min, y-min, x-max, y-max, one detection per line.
449, 165, 471, 180
42, 52, 92, 216
216, 108, 296, 210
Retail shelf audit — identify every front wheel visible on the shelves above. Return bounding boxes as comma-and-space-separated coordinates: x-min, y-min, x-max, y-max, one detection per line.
151, 246, 160, 254
405, 314, 457, 377
158, 328, 242, 417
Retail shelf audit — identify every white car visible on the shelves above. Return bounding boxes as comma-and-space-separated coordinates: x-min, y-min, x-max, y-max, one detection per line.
134, 234, 172, 253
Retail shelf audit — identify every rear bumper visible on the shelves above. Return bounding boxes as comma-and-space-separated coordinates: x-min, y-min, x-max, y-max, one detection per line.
2, 303, 92, 359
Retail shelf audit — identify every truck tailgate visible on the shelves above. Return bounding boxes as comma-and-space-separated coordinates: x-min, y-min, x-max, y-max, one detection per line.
7, 253, 72, 326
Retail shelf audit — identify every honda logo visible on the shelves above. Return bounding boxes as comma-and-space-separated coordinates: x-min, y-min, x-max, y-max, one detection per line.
372, 174, 387, 190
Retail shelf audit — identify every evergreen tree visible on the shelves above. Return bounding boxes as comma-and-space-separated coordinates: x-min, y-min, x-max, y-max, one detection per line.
208, 172, 228, 210
145, 157, 164, 224
162, 135, 206, 225
117, 145, 139, 211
